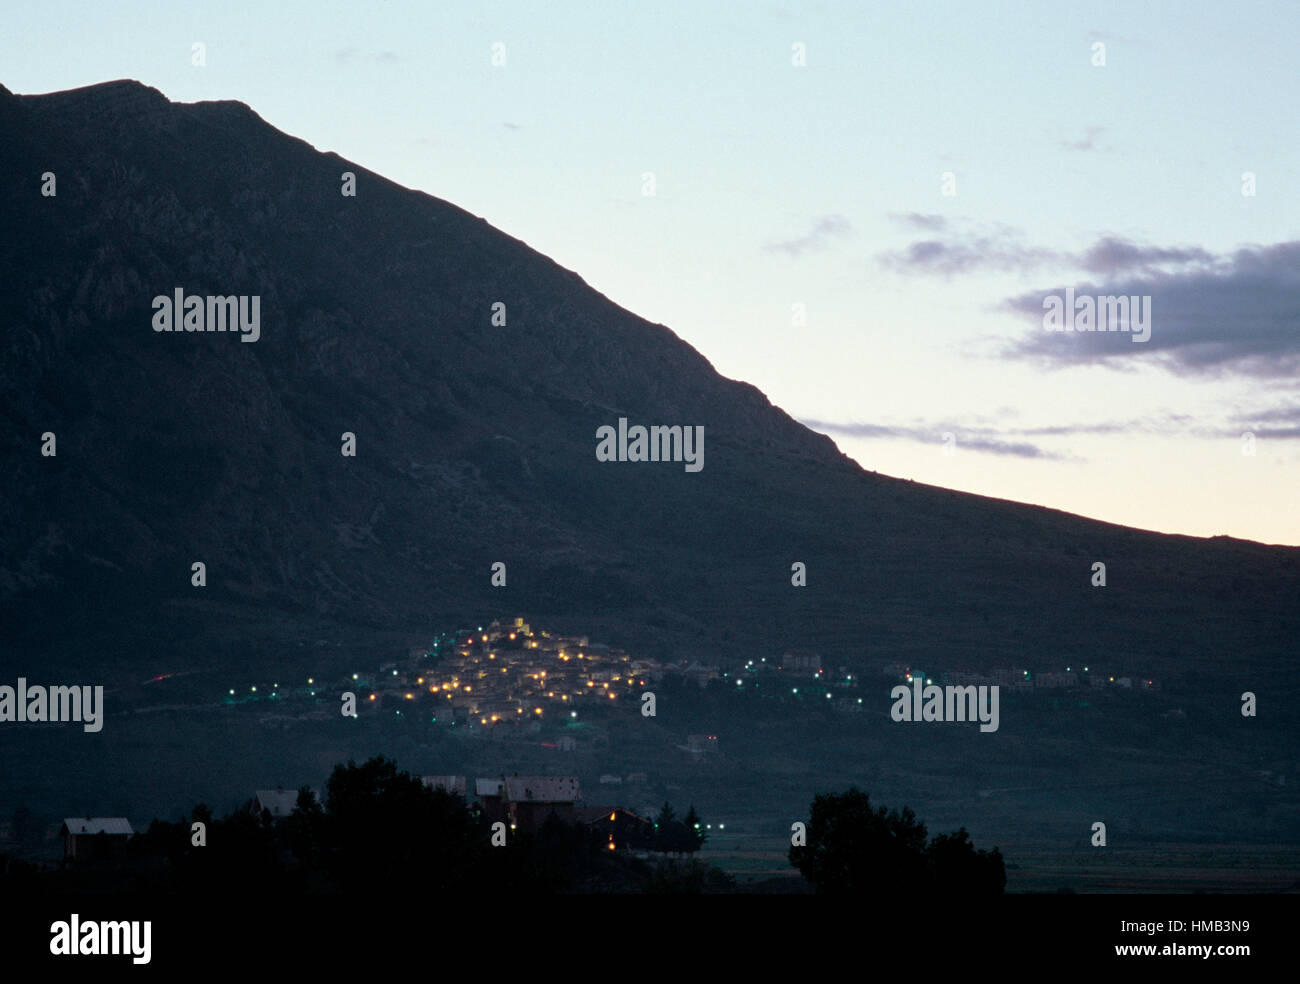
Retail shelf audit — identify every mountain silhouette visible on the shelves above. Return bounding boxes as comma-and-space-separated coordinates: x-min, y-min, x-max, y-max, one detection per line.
2, 79, 1298, 688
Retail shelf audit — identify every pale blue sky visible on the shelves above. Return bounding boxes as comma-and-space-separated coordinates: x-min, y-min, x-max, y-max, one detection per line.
6, 1, 1299, 542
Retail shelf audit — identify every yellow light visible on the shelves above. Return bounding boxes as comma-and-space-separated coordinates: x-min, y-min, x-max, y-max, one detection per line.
607, 842, 615, 851
509, 633, 515, 640
369, 694, 376, 701
417, 677, 424, 684
491, 714, 498, 722
535, 708, 542, 715
464, 685, 471, 692
587, 681, 594, 688
608, 693, 615, 700
609, 812, 616, 821
405, 693, 413, 700
481, 717, 487, 724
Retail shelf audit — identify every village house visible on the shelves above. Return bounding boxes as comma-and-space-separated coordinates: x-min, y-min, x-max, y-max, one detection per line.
249, 788, 321, 822
475, 778, 506, 823
683, 661, 720, 688
681, 734, 719, 761
422, 775, 467, 797
1034, 672, 1078, 690
575, 806, 654, 850
60, 817, 134, 864
502, 776, 581, 830
782, 651, 821, 674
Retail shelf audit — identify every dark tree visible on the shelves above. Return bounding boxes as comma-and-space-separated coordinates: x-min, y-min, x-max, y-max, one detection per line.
927, 827, 1006, 896
681, 805, 707, 854
789, 787, 930, 895
653, 802, 696, 856
322, 756, 487, 893
790, 787, 1005, 896
285, 786, 325, 869
653, 802, 677, 854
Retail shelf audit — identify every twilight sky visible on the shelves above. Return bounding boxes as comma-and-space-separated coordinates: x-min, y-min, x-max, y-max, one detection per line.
5, 1, 1299, 543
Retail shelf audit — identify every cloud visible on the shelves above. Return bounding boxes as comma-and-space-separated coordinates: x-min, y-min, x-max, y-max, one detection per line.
800, 411, 1225, 459
799, 418, 1071, 459
1222, 404, 1300, 439
879, 224, 1224, 280
1003, 241, 1300, 377
888, 212, 949, 231
1061, 125, 1107, 152
1079, 237, 1215, 274
877, 226, 1061, 276
877, 219, 1300, 380
764, 214, 854, 257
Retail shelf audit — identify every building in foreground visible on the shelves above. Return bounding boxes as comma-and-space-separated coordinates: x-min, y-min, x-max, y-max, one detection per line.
60, 817, 134, 864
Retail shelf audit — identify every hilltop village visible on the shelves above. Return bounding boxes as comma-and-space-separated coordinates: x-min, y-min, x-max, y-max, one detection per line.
257, 617, 720, 729
221, 616, 1163, 736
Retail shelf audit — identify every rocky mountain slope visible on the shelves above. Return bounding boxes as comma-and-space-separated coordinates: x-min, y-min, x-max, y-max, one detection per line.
2, 80, 1297, 688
